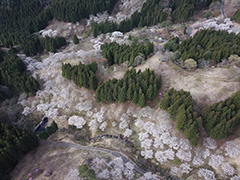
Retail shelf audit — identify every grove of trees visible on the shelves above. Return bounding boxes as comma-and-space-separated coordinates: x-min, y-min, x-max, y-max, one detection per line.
0, 0, 117, 56
91, 0, 216, 37
62, 62, 99, 91
40, 36, 67, 53
164, 29, 240, 63
100, 42, 154, 66
95, 68, 162, 107
50, 0, 118, 23
0, 123, 38, 179
159, 88, 201, 146
61, 62, 161, 107
0, 0, 54, 56
0, 53, 40, 95
202, 91, 240, 139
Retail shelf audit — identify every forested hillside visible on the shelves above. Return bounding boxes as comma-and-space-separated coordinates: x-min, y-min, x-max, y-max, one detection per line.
100, 42, 154, 66
0, 0, 118, 56
0, 53, 40, 94
202, 91, 240, 139
91, 0, 217, 36
160, 88, 201, 146
165, 29, 240, 63
50, 0, 118, 23
0, 123, 38, 179
95, 69, 162, 107
0, 0, 54, 55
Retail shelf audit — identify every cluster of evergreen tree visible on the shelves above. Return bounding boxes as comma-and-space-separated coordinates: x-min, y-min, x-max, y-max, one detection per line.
0, 53, 40, 94
50, 0, 118, 23
159, 88, 201, 146
91, 0, 167, 37
0, 0, 54, 56
38, 121, 58, 140
163, 37, 179, 52
166, 29, 240, 63
100, 42, 154, 66
91, 0, 215, 37
232, 9, 240, 23
0, 31, 42, 56
202, 91, 240, 139
0, 0, 46, 33
0, 123, 38, 179
40, 36, 67, 53
95, 69, 162, 107
62, 62, 99, 91
0, 0, 118, 56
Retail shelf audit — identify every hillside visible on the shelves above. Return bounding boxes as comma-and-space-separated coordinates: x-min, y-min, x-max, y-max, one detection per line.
0, 0, 240, 180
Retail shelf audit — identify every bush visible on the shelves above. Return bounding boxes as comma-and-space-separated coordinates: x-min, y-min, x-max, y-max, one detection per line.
160, 20, 172, 28
78, 164, 96, 180
38, 121, 58, 140
184, 58, 197, 70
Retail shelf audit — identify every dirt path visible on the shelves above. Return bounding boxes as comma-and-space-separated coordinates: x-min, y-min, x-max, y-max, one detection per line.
40, 140, 162, 179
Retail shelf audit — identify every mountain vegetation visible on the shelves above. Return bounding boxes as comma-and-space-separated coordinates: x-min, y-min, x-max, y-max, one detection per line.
0, 53, 40, 94
91, 0, 217, 36
62, 62, 99, 91
100, 42, 154, 66
160, 88, 201, 146
0, 0, 54, 55
50, 0, 118, 23
40, 36, 67, 53
95, 68, 162, 107
164, 29, 240, 63
0, 122, 38, 179
202, 91, 240, 139
0, 0, 118, 56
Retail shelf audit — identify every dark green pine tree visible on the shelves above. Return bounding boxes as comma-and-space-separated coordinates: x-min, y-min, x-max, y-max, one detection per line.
153, 84, 158, 97
132, 91, 138, 104
176, 111, 187, 130
89, 72, 98, 90
160, 96, 170, 110
73, 34, 79, 44
146, 85, 153, 100
127, 84, 133, 100
118, 87, 126, 103
138, 93, 146, 107
95, 87, 102, 102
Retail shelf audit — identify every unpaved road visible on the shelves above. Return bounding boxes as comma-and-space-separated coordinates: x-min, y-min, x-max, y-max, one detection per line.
41, 140, 163, 180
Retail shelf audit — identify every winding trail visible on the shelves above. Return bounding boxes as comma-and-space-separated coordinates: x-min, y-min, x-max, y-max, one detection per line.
221, 0, 226, 19
40, 140, 163, 180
